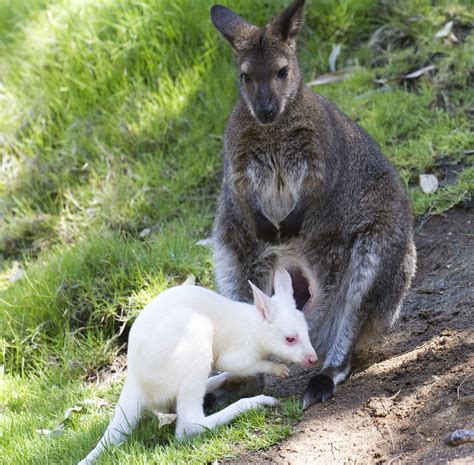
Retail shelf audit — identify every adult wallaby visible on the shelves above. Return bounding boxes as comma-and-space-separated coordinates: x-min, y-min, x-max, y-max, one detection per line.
78, 268, 317, 464
210, 0, 416, 408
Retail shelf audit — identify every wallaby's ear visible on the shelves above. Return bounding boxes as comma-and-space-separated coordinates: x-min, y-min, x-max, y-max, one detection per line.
273, 267, 293, 297
249, 280, 276, 321
210, 5, 256, 50
271, 0, 305, 45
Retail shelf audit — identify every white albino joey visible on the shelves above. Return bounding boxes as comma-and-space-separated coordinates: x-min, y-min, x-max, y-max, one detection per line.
78, 267, 317, 464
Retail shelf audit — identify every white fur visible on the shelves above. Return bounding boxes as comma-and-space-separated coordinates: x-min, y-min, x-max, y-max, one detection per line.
78, 268, 317, 464
247, 161, 306, 225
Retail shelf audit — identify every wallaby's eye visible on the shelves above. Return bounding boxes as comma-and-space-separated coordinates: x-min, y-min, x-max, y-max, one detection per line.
240, 72, 251, 83
285, 336, 297, 344
278, 66, 289, 79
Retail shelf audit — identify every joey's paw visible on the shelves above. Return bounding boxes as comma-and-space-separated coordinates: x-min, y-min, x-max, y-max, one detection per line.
225, 374, 246, 385
302, 374, 335, 410
175, 424, 204, 441
273, 363, 290, 378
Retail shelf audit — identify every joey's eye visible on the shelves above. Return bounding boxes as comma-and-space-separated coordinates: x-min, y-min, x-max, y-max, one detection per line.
285, 336, 297, 344
240, 72, 251, 83
278, 66, 289, 79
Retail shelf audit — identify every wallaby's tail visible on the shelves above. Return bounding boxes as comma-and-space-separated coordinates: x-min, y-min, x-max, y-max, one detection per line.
78, 378, 144, 465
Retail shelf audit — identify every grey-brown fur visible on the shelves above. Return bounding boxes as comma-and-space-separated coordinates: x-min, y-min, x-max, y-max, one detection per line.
210, 0, 416, 408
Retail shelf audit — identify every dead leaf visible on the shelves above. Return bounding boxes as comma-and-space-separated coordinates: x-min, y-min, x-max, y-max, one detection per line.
307, 68, 355, 86
82, 399, 110, 408
196, 237, 212, 247
404, 65, 435, 79
419, 174, 439, 194
9, 261, 24, 283
63, 405, 83, 421
328, 44, 342, 72
182, 274, 195, 286
139, 228, 151, 239
36, 427, 65, 437
444, 33, 459, 46
154, 412, 177, 428
434, 21, 453, 39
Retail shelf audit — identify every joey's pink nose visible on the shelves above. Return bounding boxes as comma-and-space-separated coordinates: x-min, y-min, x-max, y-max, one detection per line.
304, 353, 318, 367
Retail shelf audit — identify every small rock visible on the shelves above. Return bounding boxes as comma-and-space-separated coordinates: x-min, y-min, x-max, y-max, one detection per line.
419, 174, 438, 194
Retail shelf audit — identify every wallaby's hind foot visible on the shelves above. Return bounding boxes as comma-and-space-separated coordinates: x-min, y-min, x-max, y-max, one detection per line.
302, 374, 335, 409
302, 363, 351, 409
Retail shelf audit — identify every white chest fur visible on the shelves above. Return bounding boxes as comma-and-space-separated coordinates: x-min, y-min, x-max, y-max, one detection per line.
247, 157, 306, 225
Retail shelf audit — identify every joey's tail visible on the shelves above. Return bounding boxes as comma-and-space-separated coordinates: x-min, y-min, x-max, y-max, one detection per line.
78, 378, 144, 465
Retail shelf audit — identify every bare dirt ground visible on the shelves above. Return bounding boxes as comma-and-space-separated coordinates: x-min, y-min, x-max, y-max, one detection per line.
227, 203, 474, 464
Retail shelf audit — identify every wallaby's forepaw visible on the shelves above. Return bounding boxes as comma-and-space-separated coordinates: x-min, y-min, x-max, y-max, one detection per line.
273, 363, 290, 378
302, 373, 335, 409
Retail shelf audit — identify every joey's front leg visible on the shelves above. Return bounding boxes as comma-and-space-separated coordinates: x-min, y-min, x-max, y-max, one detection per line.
253, 360, 290, 378
230, 360, 289, 379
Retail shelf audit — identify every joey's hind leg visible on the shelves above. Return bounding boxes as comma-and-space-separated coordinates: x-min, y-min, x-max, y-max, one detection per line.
205, 372, 243, 394
177, 394, 279, 441
200, 395, 278, 432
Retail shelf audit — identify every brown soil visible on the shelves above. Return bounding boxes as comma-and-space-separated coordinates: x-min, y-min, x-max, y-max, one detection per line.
227, 204, 474, 464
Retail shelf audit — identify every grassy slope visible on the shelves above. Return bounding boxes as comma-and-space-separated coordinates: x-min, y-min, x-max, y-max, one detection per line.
0, 0, 472, 463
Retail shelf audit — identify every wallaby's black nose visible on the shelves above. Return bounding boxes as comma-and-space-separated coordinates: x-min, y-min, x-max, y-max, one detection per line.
256, 103, 276, 123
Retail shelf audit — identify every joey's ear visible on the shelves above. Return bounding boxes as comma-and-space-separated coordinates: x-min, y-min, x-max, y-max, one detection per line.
271, 0, 305, 44
210, 5, 256, 50
249, 280, 276, 321
273, 267, 293, 297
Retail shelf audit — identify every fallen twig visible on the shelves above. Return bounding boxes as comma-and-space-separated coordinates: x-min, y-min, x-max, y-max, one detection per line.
404, 65, 436, 79
457, 374, 472, 398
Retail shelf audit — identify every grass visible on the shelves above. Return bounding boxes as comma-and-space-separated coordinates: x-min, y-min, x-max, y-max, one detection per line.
1, 372, 302, 464
0, 0, 473, 463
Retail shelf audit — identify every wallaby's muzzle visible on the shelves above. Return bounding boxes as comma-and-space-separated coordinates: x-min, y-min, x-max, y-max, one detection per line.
255, 102, 278, 124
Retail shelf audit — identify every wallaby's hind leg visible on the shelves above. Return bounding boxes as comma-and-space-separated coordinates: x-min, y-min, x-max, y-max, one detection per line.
302, 233, 380, 409
303, 232, 414, 409
78, 378, 144, 465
